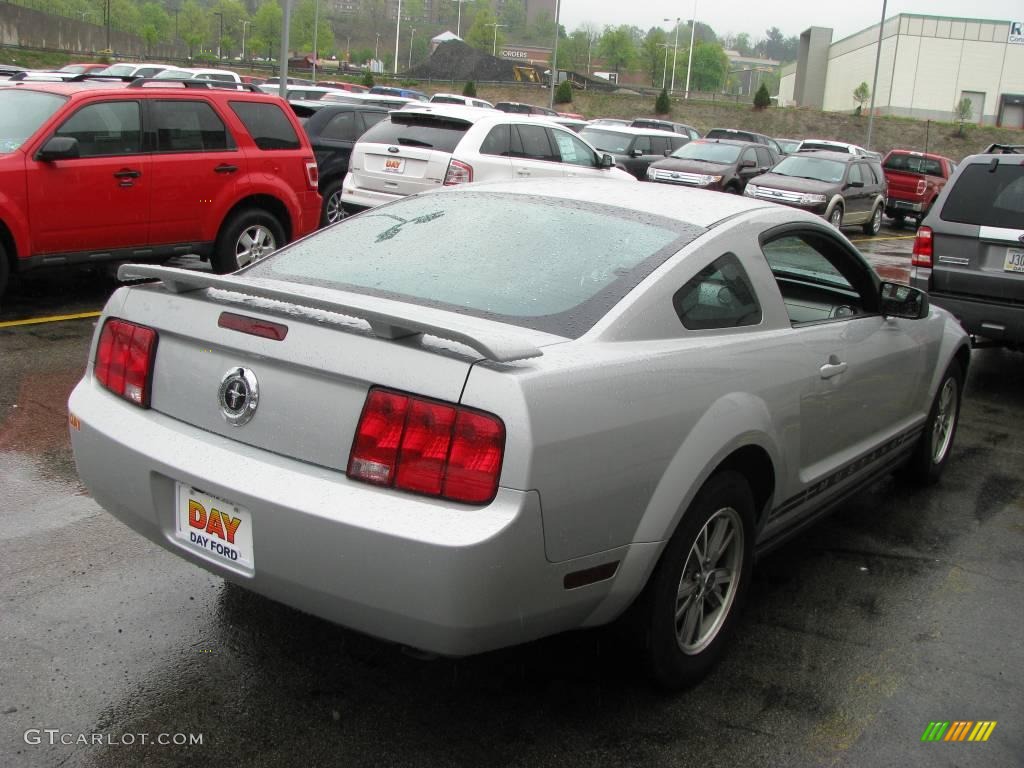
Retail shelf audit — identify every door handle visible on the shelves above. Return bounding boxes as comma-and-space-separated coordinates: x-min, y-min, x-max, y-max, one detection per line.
113, 169, 141, 179
820, 359, 848, 379
214, 164, 238, 174
516, 169, 530, 176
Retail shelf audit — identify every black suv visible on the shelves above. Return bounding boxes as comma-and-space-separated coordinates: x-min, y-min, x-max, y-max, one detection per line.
744, 150, 887, 235
910, 146, 1024, 349
647, 139, 774, 193
293, 102, 389, 225
578, 125, 689, 180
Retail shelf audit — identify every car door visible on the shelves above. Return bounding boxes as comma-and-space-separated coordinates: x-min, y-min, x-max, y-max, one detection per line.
509, 123, 564, 179
737, 147, 762, 189
551, 128, 602, 178
146, 99, 242, 246
844, 162, 871, 222
27, 98, 150, 254
758, 230, 928, 487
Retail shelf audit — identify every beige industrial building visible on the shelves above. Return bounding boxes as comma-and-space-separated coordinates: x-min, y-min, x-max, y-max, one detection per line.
778, 14, 1024, 127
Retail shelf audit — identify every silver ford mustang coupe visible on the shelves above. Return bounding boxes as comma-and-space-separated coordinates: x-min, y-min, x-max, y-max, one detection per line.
68, 179, 969, 690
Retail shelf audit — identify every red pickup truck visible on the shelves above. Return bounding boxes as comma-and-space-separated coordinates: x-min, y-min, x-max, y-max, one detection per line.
882, 149, 956, 227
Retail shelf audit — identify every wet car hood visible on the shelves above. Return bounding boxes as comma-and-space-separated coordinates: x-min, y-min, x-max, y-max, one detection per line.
649, 158, 732, 174
753, 172, 839, 194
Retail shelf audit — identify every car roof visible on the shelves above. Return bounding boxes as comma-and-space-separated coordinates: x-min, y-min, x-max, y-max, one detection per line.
396, 105, 515, 123
791, 149, 858, 162
581, 125, 680, 137
441, 177, 777, 228
693, 138, 759, 147
884, 148, 952, 161
707, 127, 765, 137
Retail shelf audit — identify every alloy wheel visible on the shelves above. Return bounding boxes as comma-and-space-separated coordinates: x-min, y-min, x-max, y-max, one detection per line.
931, 376, 958, 464
234, 225, 277, 269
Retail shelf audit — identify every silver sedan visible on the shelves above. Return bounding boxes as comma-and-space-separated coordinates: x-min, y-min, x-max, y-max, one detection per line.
68, 179, 969, 690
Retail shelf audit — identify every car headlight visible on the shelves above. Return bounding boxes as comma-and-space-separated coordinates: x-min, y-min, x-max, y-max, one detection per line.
646, 166, 657, 180
696, 175, 722, 186
798, 193, 827, 205
744, 184, 758, 197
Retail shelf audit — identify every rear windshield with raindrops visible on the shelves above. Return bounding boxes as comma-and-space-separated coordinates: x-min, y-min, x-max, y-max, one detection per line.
246, 190, 704, 337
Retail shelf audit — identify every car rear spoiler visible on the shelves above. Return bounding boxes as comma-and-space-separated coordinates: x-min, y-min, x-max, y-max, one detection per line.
117, 265, 543, 363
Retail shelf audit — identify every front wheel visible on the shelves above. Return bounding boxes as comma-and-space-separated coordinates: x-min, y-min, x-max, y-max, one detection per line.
862, 204, 882, 235
829, 205, 844, 230
634, 470, 755, 691
213, 208, 285, 274
904, 360, 963, 484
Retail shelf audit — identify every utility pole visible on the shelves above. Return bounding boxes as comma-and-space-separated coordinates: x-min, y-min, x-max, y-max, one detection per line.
393, 0, 401, 75
214, 11, 224, 59
278, 0, 292, 99
105, 0, 111, 52
658, 43, 669, 89
684, 2, 697, 98
408, 28, 416, 69
312, 0, 319, 80
665, 17, 680, 94
865, 0, 888, 150
375, 32, 381, 61
241, 20, 250, 61
547, 0, 560, 109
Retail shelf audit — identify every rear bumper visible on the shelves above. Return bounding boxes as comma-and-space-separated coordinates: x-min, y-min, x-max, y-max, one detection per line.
68, 378, 625, 656
340, 175, 405, 210
913, 280, 1024, 344
885, 196, 925, 213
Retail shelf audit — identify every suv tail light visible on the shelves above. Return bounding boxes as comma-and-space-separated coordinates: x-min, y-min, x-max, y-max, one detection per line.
304, 159, 319, 190
912, 226, 933, 268
915, 179, 926, 195
94, 318, 158, 407
347, 388, 505, 504
443, 159, 473, 186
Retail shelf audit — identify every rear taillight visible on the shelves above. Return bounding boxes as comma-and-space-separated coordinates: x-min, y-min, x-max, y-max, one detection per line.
304, 159, 319, 189
912, 226, 933, 268
348, 388, 505, 504
94, 318, 157, 407
443, 159, 473, 186
915, 179, 926, 195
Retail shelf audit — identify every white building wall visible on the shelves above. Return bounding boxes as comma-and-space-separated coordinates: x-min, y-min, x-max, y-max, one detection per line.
778, 69, 796, 106
822, 34, 897, 112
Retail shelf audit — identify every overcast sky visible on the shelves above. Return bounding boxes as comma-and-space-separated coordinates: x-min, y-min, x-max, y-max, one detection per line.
558, 1, 1015, 45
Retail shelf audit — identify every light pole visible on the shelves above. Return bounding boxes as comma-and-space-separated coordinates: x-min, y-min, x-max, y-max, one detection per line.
865, 0, 888, 149
408, 28, 416, 69
213, 11, 224, 59
486, 23, 507, 57
684, 2, 697, 98
104, 0, 111, 52
241, 20, 251, 61
547, 0, 560, 109
311, 0, 319, 80
665, 17, 680, 94
455, 0, 468, 38
658, 42, 669, 89
374, 32, 381, 61
278, 0, 292, 99
393, 0, 401, 75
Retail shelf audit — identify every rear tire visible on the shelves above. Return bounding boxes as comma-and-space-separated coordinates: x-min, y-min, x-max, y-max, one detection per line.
634, 470, 755, 691
862, 204, 882, 235
829, 205, 843, 229
319, 179, 351, 227
213, 208, 285, 274
904, 360, 963, 484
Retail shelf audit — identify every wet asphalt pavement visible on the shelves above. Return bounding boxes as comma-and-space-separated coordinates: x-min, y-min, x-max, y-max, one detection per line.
1, 224, 1022, 768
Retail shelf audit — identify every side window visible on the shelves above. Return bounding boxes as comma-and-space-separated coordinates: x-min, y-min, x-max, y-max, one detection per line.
649, 136, 670, 156
229, 101, 300, 150
360, 112, 387, 131
54, 101, 141, 157
512, 124, 557, 161
688, 128, 700, 140
741, 148, 757, 166
152, 100, 230, 152
760, 233, 877, 324
552, 130, 597, 166
673, 253, 762, 330
861, 163, 878, 184
480, 124, 511, 156
633, 135, 652, 154
671, 136, 688, 152
755, 147, 773, 168
847, 164, 863, 185
320, 111, 359, 142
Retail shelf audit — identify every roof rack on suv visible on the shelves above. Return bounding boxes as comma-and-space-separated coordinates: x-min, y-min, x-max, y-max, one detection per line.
983, 143, 1023, 154
8, 71, 137, 82
126, 78, 263, 93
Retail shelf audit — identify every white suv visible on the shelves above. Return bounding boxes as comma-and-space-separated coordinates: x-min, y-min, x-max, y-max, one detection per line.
341, 106, 634, 210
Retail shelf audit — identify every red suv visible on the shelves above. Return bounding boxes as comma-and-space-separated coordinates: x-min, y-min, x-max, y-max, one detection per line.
882, 149, 956, 227
0, 79, 321, 298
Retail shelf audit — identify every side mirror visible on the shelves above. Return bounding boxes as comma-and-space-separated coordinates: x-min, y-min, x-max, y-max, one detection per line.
740, 158, 756, 168
664, 149, 672, 156
599, 153, 615, 168
848, 179, 865, 188
35, 136, 80, 161
880, 281, 929, 319
631, 148, 644, 157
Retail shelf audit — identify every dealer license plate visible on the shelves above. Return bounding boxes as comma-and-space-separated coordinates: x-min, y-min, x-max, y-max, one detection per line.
1004, 249, 1024, 273
382, 157, 406, 174
175, 484, 254, 569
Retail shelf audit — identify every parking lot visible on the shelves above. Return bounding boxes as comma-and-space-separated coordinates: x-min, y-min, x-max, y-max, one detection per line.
0, 217, 1021, 767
